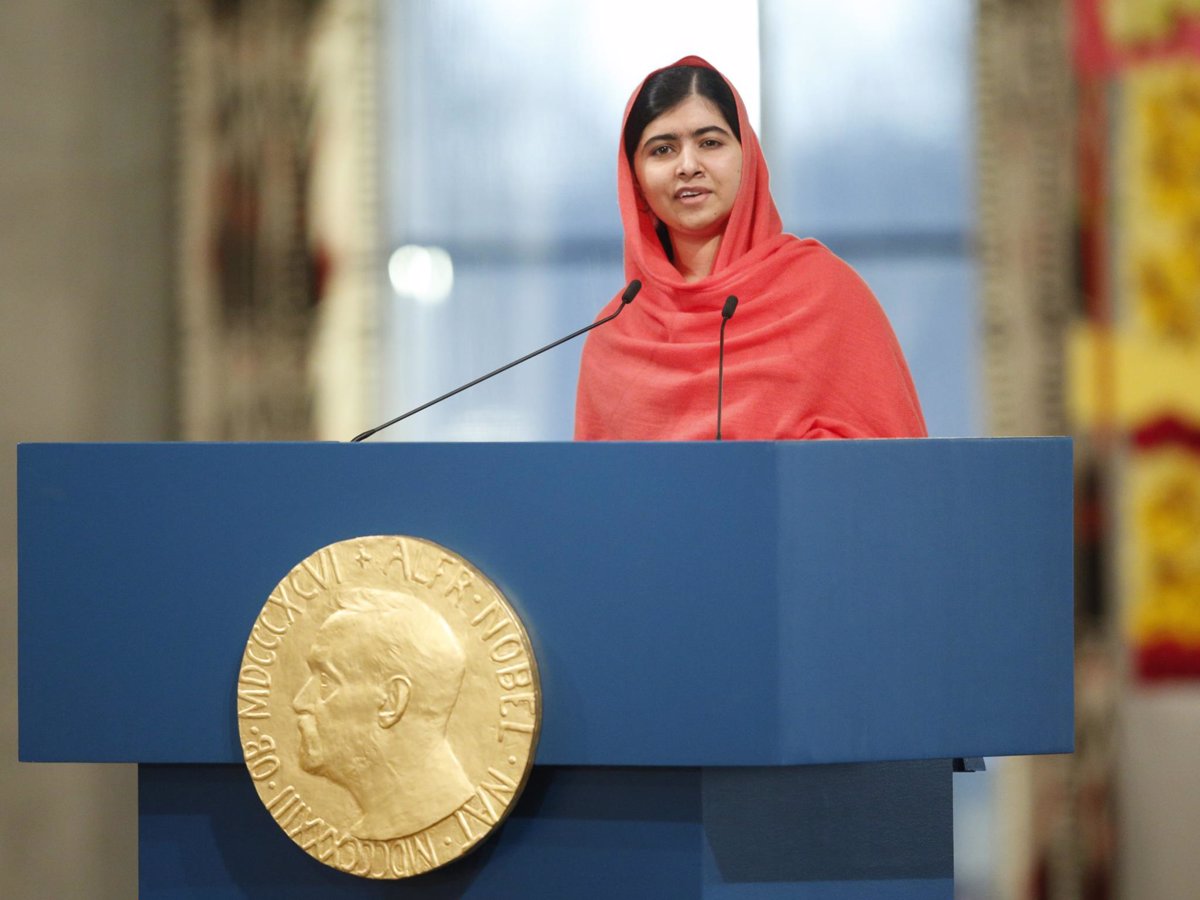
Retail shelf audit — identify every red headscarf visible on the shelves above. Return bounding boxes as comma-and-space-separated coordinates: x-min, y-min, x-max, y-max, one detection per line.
574, 57, 927, 440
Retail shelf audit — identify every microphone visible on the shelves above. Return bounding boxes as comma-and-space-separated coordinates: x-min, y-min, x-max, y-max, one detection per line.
350, 280, 642, 442
716, 294, 738, 441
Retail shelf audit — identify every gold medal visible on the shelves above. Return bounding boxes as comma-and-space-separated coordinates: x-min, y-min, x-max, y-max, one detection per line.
236, 536, 541, 878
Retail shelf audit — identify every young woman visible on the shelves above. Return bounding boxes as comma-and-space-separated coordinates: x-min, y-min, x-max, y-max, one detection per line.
574, 57, 927, 440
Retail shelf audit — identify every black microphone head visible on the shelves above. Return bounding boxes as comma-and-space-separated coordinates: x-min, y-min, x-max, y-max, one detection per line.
621, 280, 642, 304
722, 295, 739, 320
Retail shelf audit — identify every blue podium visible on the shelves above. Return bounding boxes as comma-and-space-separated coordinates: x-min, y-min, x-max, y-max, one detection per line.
18, 439, 1074, 898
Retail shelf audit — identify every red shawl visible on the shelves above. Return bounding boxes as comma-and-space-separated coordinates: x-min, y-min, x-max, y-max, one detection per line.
574, 57, 927, 440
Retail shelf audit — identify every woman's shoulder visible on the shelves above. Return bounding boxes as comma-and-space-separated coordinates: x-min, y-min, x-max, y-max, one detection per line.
778, 235, 855, 271
770, 236, 875, 294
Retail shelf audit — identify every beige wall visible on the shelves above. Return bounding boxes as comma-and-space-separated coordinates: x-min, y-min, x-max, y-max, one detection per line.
1, 3, 175, 897
1118, 688, 1200, 900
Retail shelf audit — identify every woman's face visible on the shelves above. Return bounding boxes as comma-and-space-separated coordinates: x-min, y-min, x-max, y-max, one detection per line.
633, 93, 743, 243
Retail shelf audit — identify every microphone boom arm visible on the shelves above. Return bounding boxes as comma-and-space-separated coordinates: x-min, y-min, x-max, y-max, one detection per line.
351, 281, 640, 442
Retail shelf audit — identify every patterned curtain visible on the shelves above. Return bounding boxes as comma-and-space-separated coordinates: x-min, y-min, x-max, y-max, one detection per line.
977, 3, 1115, 899
177, 0, 378, 440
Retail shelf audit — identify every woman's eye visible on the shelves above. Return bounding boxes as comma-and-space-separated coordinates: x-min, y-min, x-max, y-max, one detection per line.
701, 138, 721, 148
650, 144, 672, 156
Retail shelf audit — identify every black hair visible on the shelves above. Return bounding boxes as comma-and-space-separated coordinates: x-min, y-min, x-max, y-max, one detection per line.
623, 65, 741, 168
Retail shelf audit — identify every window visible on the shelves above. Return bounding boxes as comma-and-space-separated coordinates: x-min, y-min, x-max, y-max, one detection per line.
379, 1, 975, 439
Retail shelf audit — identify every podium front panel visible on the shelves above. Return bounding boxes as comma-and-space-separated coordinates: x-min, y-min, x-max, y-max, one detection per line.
19, 439, 1072, 766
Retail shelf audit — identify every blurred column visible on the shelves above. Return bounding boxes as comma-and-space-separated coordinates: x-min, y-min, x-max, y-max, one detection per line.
1, 3, 176, 898
977, 1, 1095, 899
176, 0, 379, 441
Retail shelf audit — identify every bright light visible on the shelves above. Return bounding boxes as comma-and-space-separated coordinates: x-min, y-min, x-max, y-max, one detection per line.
581, 0, 762, 132
388, 244, 454, 305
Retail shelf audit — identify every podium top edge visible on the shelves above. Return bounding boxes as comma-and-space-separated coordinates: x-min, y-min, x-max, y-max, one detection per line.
17, 436, 1074, 448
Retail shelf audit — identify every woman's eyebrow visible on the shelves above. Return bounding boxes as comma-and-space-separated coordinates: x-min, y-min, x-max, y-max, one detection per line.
642, 124, 732, 148
642, 131, 678, 146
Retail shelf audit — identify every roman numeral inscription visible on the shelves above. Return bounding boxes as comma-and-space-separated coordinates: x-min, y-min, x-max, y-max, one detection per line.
237, 546, 346, 721
236, 664, 271, 719
263, 785, 440, 877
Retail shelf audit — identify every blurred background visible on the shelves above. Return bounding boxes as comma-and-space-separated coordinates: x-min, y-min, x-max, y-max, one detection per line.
3, 0, 1199, 897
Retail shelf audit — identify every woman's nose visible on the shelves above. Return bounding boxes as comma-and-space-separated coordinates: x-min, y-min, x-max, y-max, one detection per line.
676, 147, 701, 176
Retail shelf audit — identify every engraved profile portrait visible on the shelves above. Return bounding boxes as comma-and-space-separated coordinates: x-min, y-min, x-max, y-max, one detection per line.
292, 588, 473, 839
